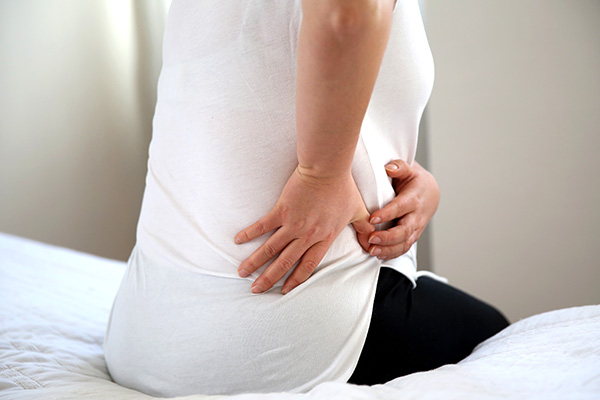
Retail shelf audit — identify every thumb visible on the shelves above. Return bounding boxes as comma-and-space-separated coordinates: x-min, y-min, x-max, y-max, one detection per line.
351, 207, 375, 235
356, 232, 371, 253
384, 159, 412, 179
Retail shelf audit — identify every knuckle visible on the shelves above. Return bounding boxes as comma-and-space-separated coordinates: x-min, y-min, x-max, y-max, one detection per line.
304, 226, 319, 243
411, 216, 421, 230
280, 205, 290, 219
275, 257, 294, 274
292, 219, 305, 231
243, 260, 255, 272
263, 243, 278, 258
413, 196, 423, 210
255, 221, 266, 236
375, 211, 388, 223
284, 277, 298, 288
323, 230, 336, 242
376, 246, 389, 257
299, 258, 319, 275
395, 200, 406, 214
410, 230, 420, 245
405, 231, 414, 246
240, 231, 250, 242
260, 276, 273, 288
408, 196, 419, 210
401, 226, 411, 241
379, 231, 391, 245
391, 201, 402, 216
409, 224, 417, 238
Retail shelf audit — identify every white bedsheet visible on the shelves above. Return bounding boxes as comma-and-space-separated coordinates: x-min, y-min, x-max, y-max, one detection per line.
0, 232, 599, 400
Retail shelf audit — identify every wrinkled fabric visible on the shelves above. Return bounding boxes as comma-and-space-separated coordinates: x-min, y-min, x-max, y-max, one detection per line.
104, 0, 435, 395
1, 233, 599, 399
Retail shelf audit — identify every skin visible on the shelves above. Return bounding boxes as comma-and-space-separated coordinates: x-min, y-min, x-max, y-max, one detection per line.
361, 160, 440, 260
234, 0, 404, 294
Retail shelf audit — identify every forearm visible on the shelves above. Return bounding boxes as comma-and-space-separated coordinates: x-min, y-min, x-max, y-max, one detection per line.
296, 0, 395, 178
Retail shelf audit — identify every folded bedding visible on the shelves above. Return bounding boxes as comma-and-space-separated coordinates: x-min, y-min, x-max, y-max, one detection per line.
1, 232, 599, 399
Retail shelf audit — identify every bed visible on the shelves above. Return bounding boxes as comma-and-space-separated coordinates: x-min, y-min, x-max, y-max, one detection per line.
1, 231, 598, 400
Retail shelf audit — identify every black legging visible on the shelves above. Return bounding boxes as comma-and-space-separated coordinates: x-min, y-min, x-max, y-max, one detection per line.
349, 267, 510, 385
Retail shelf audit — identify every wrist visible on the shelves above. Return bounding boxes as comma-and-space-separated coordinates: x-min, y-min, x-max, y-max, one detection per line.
295, 164, 351, 185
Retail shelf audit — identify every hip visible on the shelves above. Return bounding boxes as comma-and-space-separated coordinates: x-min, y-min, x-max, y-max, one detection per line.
104, 245, 381, 395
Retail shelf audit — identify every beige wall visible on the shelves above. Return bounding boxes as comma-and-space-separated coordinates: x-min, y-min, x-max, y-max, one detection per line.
424, 0, 600, 321
0, 0, 167, 260
2, 1, 598, 322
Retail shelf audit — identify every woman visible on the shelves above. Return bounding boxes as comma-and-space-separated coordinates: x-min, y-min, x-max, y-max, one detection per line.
104, 0, 508, 396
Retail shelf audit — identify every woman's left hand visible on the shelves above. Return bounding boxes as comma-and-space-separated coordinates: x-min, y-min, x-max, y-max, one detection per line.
360, 160, 440, 260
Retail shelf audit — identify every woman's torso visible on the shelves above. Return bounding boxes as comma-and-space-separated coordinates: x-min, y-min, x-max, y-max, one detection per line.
104, 0, 434, 396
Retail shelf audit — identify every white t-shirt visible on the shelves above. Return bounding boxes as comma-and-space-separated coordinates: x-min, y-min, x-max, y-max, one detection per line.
104, 0, 435, 396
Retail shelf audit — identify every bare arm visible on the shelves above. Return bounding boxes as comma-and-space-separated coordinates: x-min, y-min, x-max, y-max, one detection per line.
235, 0, 396, 294
297, 0, 395, 177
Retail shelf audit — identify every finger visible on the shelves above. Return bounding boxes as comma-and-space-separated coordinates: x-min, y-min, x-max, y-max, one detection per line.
352, 218, 375, 235
369, 195, 416, 225
251, 238, 309, 293
369, 241, 413, 259
369, 223, 422, 259
234, 210, 280, 244
281, 241, 330, 294
351, 207, 375, 235
368, 219, 414, 247
356, 232, 370, 253
384, 159, 411, 179
238, 228, 290, 277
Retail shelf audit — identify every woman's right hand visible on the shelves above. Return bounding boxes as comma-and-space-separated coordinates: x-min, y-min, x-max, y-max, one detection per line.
235, 165, 374, 295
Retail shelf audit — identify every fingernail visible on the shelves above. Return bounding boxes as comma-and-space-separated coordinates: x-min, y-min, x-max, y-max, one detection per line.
370, 247, 381, 256
251, 283, 264, 293
370, 217, 381, 224
369, 236, 381, 245
385, 163, 399, 171
238, 268, 249, 278
282, 286, 291, 295
234, 236, 242, 244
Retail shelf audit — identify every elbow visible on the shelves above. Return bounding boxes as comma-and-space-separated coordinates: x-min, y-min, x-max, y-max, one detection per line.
326, 0, 393, 38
